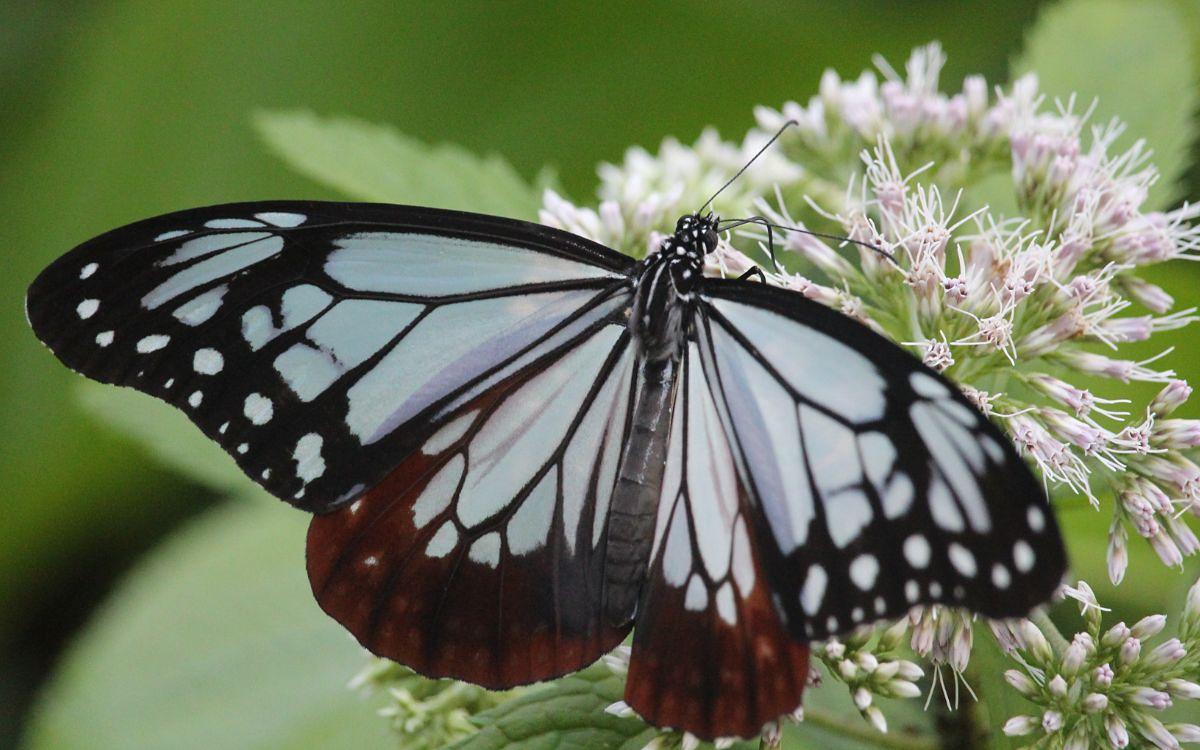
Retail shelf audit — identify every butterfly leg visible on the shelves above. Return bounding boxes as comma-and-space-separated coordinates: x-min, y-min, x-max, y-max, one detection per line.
736, 266, 767, 283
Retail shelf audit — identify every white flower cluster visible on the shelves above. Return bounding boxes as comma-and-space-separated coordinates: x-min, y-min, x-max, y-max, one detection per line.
543, 42, 1200, 746
1001, 580, 1200, 749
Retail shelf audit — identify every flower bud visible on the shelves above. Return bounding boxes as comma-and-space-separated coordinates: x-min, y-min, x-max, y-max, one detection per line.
1131, 614, 1167, 639
1061, 641, 1087, 676
1120, 637, 1142, 665
1048, 674, 1068, 697
1106, 714, 1130, 748
1094, 663, 1115, 687
1166, 679, 1200, 700
1130, 686, 1172, 709
1083, 692, 1109, 713
1003, 715, 1038, 737
1005, 669, 1038, 696
1101, 622, 1131, 648
865, 705, 887, 734
1151, 380, 1192, 416
1042, 710, 1063, 733
1169, 723, 1200, 743
1020, 620, 1054, 664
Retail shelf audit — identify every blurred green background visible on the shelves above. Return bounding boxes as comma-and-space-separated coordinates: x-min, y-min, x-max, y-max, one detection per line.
2, 2, 1199, 749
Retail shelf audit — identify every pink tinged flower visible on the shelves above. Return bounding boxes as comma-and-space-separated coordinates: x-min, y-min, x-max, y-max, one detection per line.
1102, 622, 1132, 648
1151, 529, 1185, 567
1108, 522, 1130, 585
1153, 419, 1200, 449
919, 338, 954, 371
1042, 710, 1064, 733
1106, 713, 1130, 748
1094, 663, 1115, 687
1059, 350, 1177, 383
1151, 380, 1193, 416
1120, 636, 1142, 664
1047, 675, 1068, 697
1166, 679, 1200, 700
1084, 692, 1109, 713
1171, 724, 1200, 744
1121, 276, 1175, 313
961, 386, 995, 415
1165, 515, 1200, 556
1094, 315, 1153, 343
1003, 716, 1039, 737
1131, 614, 1167, 640
1134, 715, 1181, 750
1062, 641, 1088, 676
1145, 638, 1186, 668
1005, 669, 1037, 696
942, 275, 969, 303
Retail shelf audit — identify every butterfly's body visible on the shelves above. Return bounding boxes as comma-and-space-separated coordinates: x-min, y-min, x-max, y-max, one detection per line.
606, 214, 715, 624
28, 200, 1066, 741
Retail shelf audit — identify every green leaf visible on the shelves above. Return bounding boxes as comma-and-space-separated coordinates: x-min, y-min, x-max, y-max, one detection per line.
21, 497, 391, 750
445, 664, 651, 750
76, 381, 247, 492
1012, 0, 1199, 208
254, 110, 542, 219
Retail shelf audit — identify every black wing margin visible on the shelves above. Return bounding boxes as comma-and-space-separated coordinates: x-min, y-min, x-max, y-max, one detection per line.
693, 279, 1067, 641
26, 201, 635, 513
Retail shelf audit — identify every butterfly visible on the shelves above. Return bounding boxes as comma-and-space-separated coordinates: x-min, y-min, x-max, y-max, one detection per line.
27, 189, 1066, 740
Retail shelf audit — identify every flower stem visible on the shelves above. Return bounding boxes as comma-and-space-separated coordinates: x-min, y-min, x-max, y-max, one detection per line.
800, 706, 939, 750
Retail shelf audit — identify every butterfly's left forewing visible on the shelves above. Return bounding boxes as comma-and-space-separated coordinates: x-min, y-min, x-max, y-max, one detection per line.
692, 280, 1067, 640
26, 201, 634, 513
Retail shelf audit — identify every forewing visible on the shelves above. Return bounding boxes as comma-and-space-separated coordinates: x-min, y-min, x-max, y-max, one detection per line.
307, 322, 638, 687
695, 280, 1066, 641
26, 201, 634, 512
626, 342, 810, 741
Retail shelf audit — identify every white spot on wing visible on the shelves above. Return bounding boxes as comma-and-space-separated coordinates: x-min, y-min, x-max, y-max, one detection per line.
1014, 540, 1035, 572
413, 455, 464, 529
948, 543, 977, 577
684, 574, 708, 611
136, 334, 170, 353
293, 433, 325, 484
188, 390, 203, 408
161, 231, 271, 266
903, 534, 931, 568
425, 522, 458, 558
243, 393, 274, 425
849, 554, 879, 590
468, 532, 501, 568
1027, 506, 1046, 532
505, 472, 556, 556
800, 564, 827, 616
929, 477, 965, 532
992, 563, 1012, 589
661, 500, 692, 587
79, 262, 98, 279
95, 331, 114, 347
204, 218, 265, 229
255, 211, 307, 227
731, 516, 756, 595
715, 582, 737, 625
910, 371, 950, 398
76, 299, 99, 319
193, 348, 224, 375
173, 285, 228, 326
827, 490, 872, 548
154, 229, 190, 242
143, 235, 283, 309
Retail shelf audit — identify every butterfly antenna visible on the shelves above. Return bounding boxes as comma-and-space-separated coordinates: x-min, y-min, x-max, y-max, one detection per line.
718, 216, 901, 269
698, 120, 798, 215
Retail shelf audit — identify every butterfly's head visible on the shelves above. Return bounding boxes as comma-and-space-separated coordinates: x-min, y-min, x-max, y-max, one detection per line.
670, 213, 719, 258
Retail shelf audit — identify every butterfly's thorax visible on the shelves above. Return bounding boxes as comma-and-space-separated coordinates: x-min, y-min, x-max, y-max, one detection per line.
606, 215, 715, 625
627, 218, 709, 362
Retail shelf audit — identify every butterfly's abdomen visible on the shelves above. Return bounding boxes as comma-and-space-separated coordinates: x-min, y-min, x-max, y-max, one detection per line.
604, 357, 679, 626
